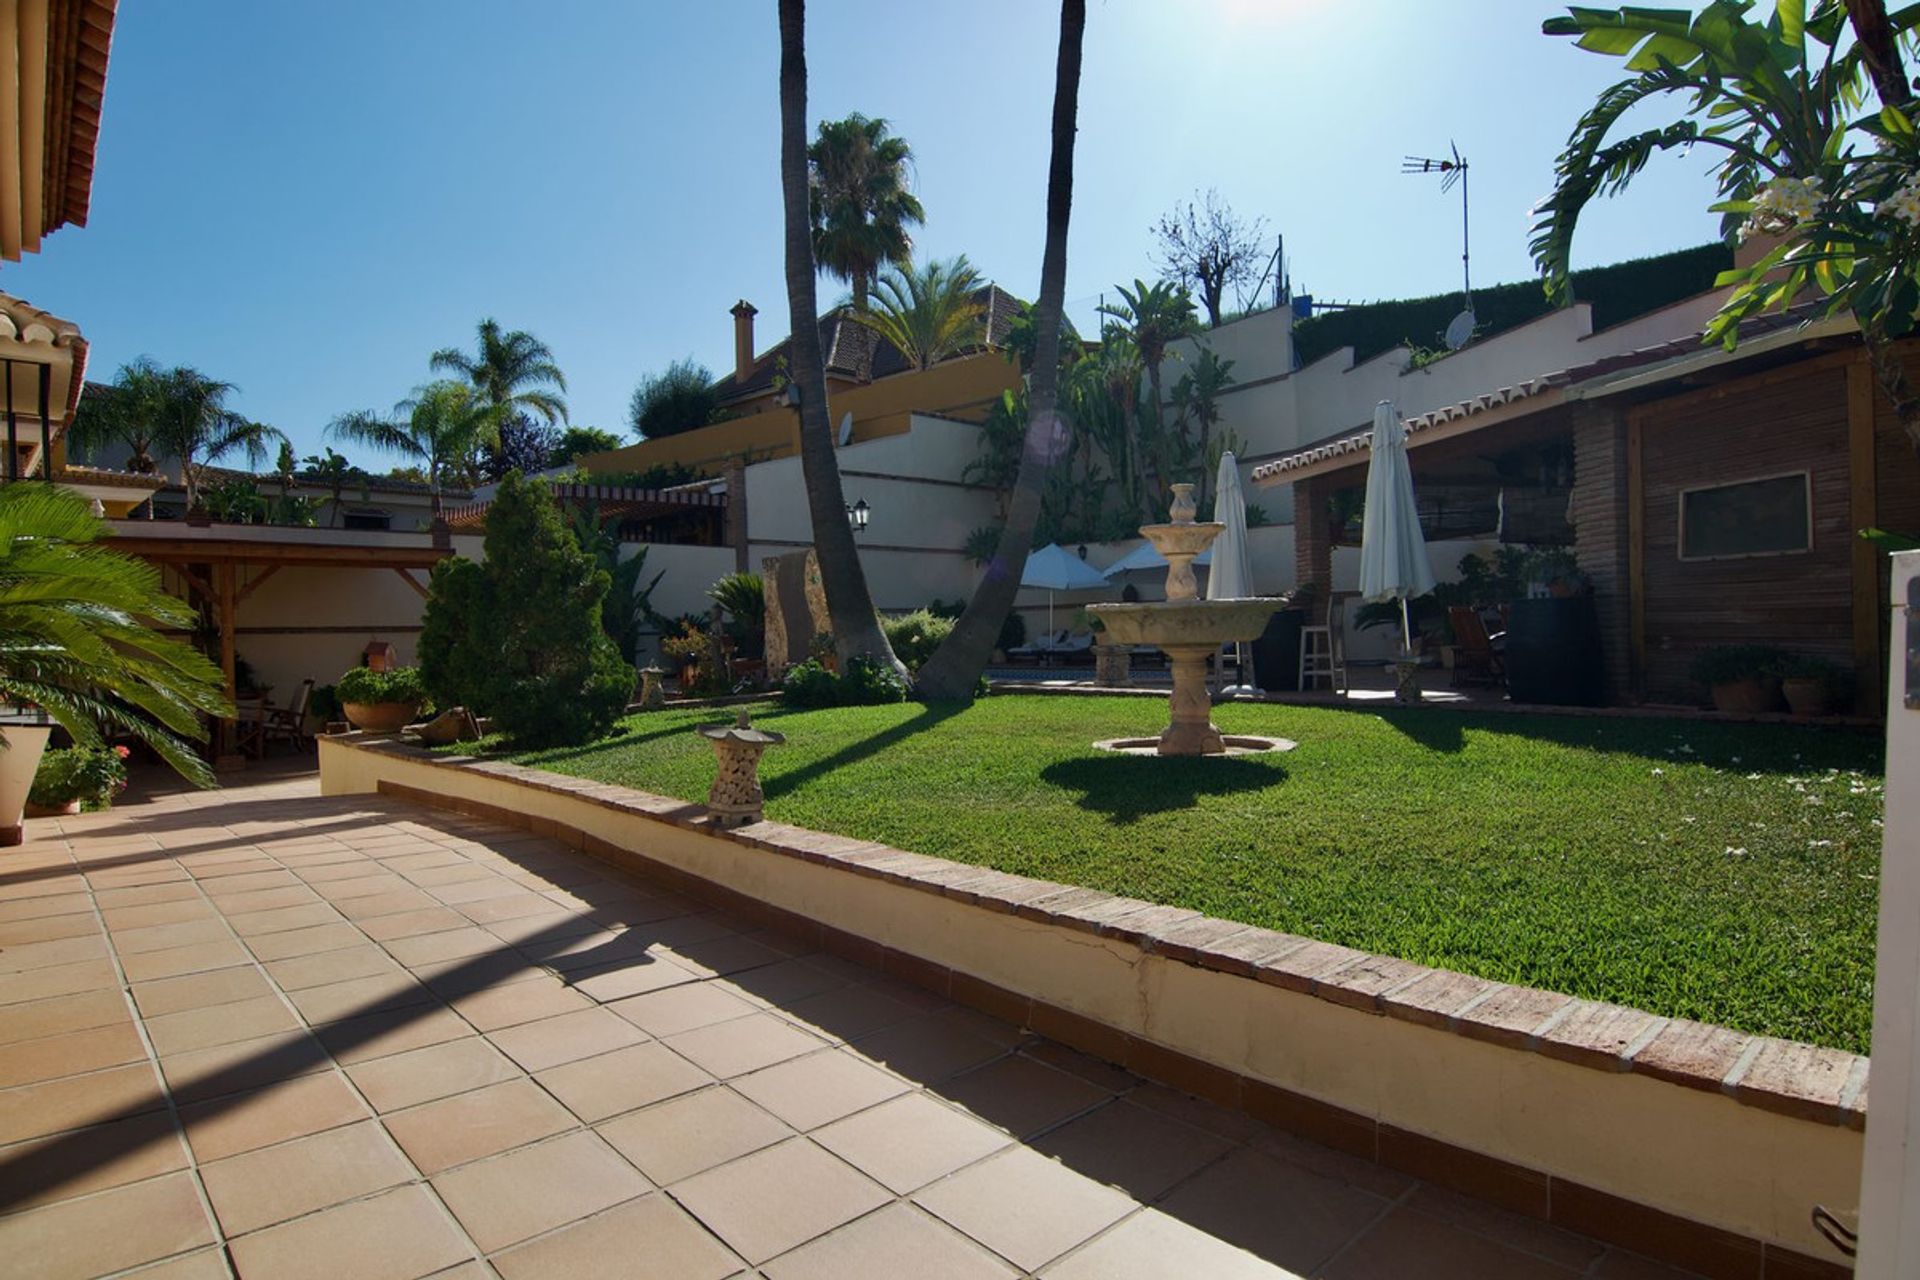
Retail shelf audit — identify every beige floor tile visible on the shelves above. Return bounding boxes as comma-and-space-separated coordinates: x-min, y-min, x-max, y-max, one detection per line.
317, 1004, 475, 1065
347, 1036, 520, 1112
0, 989, 129, 1047
535, 1041, 712, 1123
0, 892, 93, 923
158, 1028, 333, 1105
116, 1247, 236, 1279
1154, 1148, 1390, 1277
210, 885, 322, 915
732, 1049, 910, 1132
447, 974, 593, 1032
598, 1086, 793, 1185
1319, 1206, 1584, 1280
671, 1137, 889, 1265
0, 957, 119, 1006
0, 1109, 189, 1210
779, 983, 927, 1044
119, 939, 251, 983
360, 904, 473, 940
285, 971, 437, 1023
489, 1007, 648, 1072
812, 1092, 1012, 1195
1401, 1185, 1605, 1271
91, 883, 197, 909
225, 903, 343, 938
263, 944, 404, 992
609, 981, 759, 1039
335, 888, 444, 922
101, 898, 215, 932
383, 1078, 575, 1174
385, 926, 503, 968
427, 876, 524, 906
763, 1202, 1017, 1280
1040, 1208, 1300, 1279
491, 1193, 742, 1280
0, 1020, 146, 1087
0, 934, 109, 974
0, 1170, 215, 1280
0, 1061, 165, 1144
913, 1146, 1136, 1272
144, 994, 303, 1057
1028, 1099, 1235, 1202
666, 1013, 827, 1080
131, 965, 276, 1017
110, 918, 231, 956
312, 872, 412, 901
225, 1184, 473, 1280
178, 1069, 371, 1161
431, 1129, 650, 1252
201, 1118, 416, 1234
936, 1055, 1112, 1140
244, 922, 365, 961
846, 1015, 1007, 1085
569, 955, 703, 1002
456, 891, 560, 924
0, 913, 104, 946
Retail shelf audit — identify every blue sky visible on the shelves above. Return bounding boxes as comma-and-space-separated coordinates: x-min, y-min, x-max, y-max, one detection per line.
1, 1, 1726, 459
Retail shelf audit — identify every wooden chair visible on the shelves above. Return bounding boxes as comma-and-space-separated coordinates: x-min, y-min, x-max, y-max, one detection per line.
1298, 592, 1350, 694
1448, 608, 1505, 688
260, 678, 316, 753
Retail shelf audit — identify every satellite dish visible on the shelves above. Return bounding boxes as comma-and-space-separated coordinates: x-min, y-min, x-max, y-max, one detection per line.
1443, 308, 1477, 352
836, 411, 855, 447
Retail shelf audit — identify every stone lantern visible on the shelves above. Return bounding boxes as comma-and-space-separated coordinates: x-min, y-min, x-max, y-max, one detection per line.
637, 665, 668, 710
696, 710, 785, 828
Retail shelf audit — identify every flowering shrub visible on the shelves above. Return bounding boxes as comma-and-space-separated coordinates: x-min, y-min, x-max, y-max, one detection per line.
30, 745, 130, 811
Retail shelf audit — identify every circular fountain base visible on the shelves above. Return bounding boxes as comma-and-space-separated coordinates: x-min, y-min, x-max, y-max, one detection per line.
1093, 734, 1296, 757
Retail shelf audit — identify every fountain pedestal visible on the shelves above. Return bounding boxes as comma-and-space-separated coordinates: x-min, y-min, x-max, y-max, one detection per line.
1161, 643, 1226, 754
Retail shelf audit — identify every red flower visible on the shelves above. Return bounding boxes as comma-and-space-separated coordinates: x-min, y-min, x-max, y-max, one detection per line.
112, 745, 131, 759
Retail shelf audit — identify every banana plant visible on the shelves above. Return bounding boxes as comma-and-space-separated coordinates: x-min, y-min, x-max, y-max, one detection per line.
1533, 0, 1920, 450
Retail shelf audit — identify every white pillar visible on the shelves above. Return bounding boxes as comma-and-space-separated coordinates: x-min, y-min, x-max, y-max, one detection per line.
1858, 549, 1920, 1276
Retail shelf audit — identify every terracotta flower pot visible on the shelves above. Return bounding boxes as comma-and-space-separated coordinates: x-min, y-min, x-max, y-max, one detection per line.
1781, 677, 1833, 718
1710, 677, 1782, 715
24, 798, 81, 818
0, 724, 51, 846
341, 701, 421, 734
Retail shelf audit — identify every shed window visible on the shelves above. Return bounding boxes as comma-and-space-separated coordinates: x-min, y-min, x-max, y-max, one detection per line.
1677, 472, 1810, 561
341, 509, 392, 531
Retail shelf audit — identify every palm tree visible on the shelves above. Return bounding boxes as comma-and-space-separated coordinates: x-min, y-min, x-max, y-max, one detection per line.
151, 367, 285, 513
0, 485, 228, 785
808, 113, 926, 309
300, 448, 366, 528
1100, 279, 1197, 512
915, 0, 1086, 700
858, 256, 988, 371
1533, 1, 1920, 450
431, 319, 568, 478
778, 0, 905, 676
328, 382, 508, 519
67, 360, 167, 475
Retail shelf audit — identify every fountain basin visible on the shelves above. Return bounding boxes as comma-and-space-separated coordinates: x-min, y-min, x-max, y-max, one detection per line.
1089, 598, 1282, 648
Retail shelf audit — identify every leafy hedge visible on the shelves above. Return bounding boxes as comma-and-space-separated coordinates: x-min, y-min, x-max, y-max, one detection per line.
1292, 243, 1732, 367
782, 657, 909, 709
337, 666, 428, 706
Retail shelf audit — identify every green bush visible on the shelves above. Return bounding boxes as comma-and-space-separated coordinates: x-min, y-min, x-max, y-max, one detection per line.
336, 666, 427, 706
1688, 645, 1793, 688
781, 657, 908, 709
923, 598, 1024, 653
881, 610, 954, 672
708, 572, 766, 660
420, 473, 634, 747
29, 746, 129, 810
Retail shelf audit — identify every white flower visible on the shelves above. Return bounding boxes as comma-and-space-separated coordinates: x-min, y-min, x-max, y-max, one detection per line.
1879, 171, 1920, 228
1651, 767, 1665, 777
1744, 175, 1825, 241
1810, 839, 1833, 848
1725, 846, 1748, 857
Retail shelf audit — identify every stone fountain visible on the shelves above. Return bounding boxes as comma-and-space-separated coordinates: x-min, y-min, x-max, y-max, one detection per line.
1088, 484, 1289, 756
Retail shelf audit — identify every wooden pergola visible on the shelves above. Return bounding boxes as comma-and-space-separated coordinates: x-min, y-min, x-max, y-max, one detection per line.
109, 527, 451, 765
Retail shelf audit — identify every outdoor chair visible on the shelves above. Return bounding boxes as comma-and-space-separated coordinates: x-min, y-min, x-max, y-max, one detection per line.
1298, 592, 1350, 694
255, 678, 316, 753
1448, 607, 1505, 688
1008, 629, 1070, 662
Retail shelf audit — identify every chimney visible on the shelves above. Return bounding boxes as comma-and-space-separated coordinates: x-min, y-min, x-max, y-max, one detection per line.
730, 301, 757, 384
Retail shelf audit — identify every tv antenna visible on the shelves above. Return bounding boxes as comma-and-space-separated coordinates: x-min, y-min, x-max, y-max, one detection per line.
1402, 143, 1475, 349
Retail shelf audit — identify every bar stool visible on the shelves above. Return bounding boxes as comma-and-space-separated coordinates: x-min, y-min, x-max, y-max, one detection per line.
1298, 592, 1349, 693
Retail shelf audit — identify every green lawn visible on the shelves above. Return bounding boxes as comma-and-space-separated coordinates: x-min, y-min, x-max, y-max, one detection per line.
490, 695, 1885, 1053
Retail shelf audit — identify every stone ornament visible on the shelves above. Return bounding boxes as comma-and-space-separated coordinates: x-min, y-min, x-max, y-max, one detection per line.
696, 709, 786, 828
638, 665, 668, 710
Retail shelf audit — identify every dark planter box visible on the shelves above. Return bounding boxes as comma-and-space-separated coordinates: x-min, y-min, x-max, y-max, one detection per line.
1505, 596, 1604, 707
1250, 608, 1307, 693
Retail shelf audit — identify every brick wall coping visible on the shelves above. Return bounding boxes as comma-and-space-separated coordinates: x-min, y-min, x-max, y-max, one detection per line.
337, 733, 1867, 1133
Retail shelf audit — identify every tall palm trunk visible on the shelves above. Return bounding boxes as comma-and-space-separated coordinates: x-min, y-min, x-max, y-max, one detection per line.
777, 0, 904, 675
916, 0, 1086, 701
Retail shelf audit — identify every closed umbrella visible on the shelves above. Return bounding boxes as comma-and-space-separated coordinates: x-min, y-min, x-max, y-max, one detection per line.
1099, 541, 1210, 579
1020, 542, 1108, 641
1358, 400, 1436, 654
1207, 451, 1258, 694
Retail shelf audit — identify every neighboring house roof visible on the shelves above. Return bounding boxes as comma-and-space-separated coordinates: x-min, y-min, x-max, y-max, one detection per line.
1252, 304, 1839, 487
179, 464, 475, 502
0, 290, 89, 421
58, 462, 162, 491
715, 284, 1024, 405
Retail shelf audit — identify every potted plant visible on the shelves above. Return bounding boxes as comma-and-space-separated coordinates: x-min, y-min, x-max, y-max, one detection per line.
662, 623, 711, 693
1780, 656, 1850, 718
1688, 645, 1790, 714
27, 745, 131, 816
336, 665, 427, 733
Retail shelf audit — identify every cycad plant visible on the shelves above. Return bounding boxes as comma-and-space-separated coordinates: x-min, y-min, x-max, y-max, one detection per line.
328, 382, 509, 519
858, 256, 989, 371
0, 485, 228, 784
1533, 0, 1920, 449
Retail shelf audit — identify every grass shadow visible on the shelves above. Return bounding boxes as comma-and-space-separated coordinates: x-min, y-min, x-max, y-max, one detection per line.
761, 701, 971, 801
1039, 753, 1285, 825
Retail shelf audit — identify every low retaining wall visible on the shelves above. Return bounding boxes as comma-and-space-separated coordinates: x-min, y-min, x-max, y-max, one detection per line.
320, 734, 1861, 1278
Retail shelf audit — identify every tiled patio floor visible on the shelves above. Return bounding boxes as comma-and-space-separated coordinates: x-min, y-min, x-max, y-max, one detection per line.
0, 761, 1706, 1279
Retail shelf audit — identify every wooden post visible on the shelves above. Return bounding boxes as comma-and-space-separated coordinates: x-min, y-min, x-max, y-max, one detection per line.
1849, 356, 1884, 717
215, 562, 243, 772
1626, 413, 1646, 700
